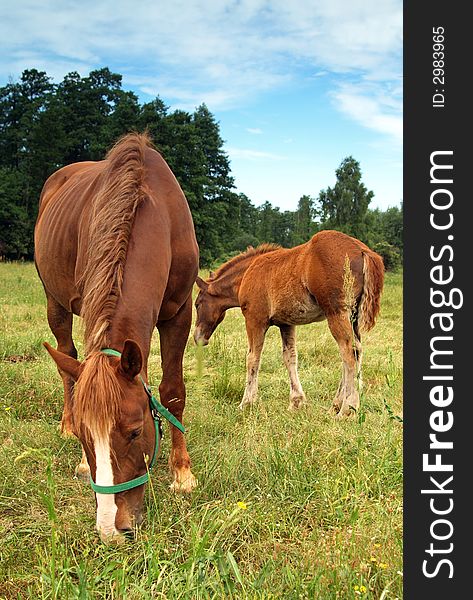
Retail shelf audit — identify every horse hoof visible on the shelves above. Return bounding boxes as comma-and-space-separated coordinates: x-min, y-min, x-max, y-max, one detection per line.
74, 464, 90, 482
170, 473, 198, 493
59, 421, 75, 438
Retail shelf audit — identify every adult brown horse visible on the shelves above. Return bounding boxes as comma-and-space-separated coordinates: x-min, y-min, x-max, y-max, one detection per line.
194, 230, 384, 416
34, 132, 199, 542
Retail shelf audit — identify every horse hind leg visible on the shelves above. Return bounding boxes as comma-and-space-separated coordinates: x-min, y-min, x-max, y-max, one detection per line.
280, 325, 306, 410
327, 313, 362, 417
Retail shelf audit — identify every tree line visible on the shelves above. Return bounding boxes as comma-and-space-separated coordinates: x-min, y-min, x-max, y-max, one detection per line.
0, 68, 402, 269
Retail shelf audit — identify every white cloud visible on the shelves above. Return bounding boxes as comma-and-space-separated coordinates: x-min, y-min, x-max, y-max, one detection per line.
332, 82, 402, 143
0, 0, 402, 137
247, 128, 263, 134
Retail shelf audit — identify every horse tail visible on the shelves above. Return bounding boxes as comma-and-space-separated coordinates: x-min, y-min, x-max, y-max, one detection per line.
356, 249, 385, 334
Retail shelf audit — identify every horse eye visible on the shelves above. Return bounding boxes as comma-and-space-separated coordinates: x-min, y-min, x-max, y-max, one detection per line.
129, 428, 142, 441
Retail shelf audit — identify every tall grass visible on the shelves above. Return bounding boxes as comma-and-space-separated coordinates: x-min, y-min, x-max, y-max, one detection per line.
0, 263, 403, 599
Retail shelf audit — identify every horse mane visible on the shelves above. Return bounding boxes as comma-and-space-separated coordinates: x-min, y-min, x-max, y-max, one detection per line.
79, 132, 153, 353
210, 243, 281, 280
74, 352, 122, 437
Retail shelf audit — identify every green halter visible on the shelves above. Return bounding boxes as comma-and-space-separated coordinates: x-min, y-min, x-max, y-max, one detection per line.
89, 348, 185, 495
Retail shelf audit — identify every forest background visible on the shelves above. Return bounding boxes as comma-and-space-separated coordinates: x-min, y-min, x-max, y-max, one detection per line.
0, 68, 402, 269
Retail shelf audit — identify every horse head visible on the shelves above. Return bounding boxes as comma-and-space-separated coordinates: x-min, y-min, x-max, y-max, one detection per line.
193, 276, 228, 345
45, 339, 157, 542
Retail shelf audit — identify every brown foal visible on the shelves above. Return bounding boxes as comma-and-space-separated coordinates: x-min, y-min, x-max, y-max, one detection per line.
194, 230, 384, 416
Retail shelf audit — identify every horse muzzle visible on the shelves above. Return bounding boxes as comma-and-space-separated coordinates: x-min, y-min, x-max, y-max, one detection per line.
193, 327, 209, 346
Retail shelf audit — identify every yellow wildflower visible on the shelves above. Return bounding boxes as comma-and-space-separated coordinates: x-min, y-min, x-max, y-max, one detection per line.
237, 501, 247, 510
360, 585, 367, 593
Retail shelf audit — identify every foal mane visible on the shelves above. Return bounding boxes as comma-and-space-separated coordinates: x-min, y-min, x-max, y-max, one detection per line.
210, 243, 281, 281
79, 132, 153, 353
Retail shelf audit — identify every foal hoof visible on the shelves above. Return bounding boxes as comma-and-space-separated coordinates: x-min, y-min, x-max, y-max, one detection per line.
288, 393, 307, 411
331, 397, 343, 414
336, 404, 357, 419
170, 472, 198, 493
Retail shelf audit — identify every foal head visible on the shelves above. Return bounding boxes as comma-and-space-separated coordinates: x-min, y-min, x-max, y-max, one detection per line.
193, 276, 228, 345
45, 340, 156, 542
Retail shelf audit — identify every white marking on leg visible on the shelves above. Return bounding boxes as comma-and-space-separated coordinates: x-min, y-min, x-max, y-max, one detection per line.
239, 349, 262, 409
281, 326, 306, 409
338, 346, 359, 416
240, 322, 266, 410
93, 431, 119, 540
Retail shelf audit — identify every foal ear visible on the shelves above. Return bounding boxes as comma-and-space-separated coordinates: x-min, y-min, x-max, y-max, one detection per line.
43, 342, 81, 381
195, 276, 209, 291
120, 339, 143, 380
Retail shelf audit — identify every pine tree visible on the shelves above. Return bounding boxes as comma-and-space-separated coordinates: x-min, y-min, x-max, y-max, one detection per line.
317, 156, 373, 241
292, 194, 316, 244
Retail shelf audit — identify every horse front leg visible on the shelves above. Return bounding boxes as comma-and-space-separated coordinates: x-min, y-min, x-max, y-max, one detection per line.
46, 295, 77, 436
239, 316, 267, 410
279, 325, 307, 410
46, 295, 91, 481
157, 297, 197, 493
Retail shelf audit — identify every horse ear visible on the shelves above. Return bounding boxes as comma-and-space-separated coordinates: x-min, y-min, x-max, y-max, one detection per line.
44, 342, 81, 381
120, 339, 142, 380
195, 276, 209, 291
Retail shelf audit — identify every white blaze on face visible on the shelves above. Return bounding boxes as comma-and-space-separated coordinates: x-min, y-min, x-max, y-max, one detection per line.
93, 430, 119, 540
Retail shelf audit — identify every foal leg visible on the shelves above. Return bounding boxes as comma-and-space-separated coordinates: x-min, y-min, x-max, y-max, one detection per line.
157, 297, 197, 493
279, 325, 306, 410
239, 317, 267, 410
327, 313, 361, 417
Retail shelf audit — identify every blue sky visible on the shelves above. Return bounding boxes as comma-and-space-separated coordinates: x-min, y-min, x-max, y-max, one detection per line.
0, 0, 402, 212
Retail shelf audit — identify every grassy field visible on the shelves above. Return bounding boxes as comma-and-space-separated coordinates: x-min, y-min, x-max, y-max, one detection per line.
0, 262, 403, 599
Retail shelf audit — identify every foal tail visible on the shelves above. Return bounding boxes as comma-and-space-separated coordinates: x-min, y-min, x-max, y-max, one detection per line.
356, 250, 385, 334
